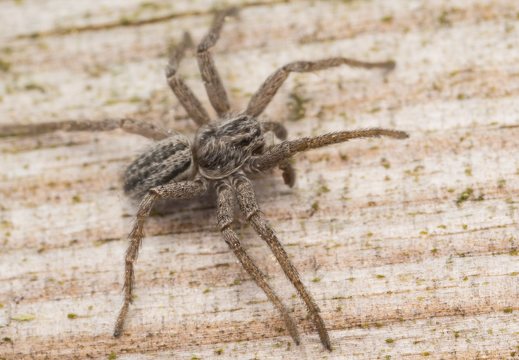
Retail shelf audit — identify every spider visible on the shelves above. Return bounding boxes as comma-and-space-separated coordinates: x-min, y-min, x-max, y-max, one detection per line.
1, 7, 408, 350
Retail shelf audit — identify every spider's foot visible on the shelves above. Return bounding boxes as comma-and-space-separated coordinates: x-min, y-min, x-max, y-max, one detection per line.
389, 129, 409, 139
221, 6, 240, 18
181, 31, 194, 48
384, 60, 396, 71
165, 64, 176, 79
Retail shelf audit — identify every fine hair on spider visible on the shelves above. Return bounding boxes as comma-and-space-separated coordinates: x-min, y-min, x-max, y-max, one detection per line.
1, 7, 408, 351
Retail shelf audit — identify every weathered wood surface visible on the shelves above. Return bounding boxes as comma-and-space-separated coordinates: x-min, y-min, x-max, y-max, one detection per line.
0, 0, 518, 359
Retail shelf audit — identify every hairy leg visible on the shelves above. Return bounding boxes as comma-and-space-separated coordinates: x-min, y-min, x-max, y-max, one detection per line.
196, 8, 238, 117
166, 32, 211, 126
245, 58, 395, 117
246, 128, 408, 174
232, 174, 331, 350
261, 121, 296, 187
0, 118, 170, 140
114, 178, 208, 337
216, 180, 301, 345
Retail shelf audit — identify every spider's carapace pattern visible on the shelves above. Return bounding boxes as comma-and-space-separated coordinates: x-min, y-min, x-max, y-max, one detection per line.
1, 7, 408, 350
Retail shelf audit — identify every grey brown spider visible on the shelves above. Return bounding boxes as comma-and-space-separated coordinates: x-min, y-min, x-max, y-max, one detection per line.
1, 8, 408, 350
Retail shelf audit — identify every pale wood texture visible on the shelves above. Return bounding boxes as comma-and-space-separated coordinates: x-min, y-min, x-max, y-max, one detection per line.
1, 0, 518, 359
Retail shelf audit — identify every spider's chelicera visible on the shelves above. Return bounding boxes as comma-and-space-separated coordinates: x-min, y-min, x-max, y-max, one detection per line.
1, 7, 408, 350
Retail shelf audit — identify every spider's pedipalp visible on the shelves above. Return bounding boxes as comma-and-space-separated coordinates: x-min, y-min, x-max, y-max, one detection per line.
260, 121, 296, 187
261, 121, 287, 140
278, 159, 296, 188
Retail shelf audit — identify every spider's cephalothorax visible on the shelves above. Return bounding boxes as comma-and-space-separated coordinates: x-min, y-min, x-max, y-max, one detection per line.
194, 115, 264, 179
1, 7, 408, 351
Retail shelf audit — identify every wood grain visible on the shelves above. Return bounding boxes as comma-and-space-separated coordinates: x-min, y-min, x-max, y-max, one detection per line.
0, 0, 518, 359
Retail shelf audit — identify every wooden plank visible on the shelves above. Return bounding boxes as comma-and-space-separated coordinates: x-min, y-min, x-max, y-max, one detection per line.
0, 0, 518, 359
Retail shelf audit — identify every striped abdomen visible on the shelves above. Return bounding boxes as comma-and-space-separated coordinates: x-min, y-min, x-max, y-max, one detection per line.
123, 134, 194, 198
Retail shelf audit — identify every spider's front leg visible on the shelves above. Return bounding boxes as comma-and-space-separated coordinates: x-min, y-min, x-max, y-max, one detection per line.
246, 128, 409, 174
232, 173, 331, 350
215, 180, 301, 345
113, 178, 207, 337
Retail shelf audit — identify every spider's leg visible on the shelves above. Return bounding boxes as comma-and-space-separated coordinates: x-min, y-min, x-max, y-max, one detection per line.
0, 118, 170, 140
232, 174, 331, 350
245, 58, 395, 118
196, 7, 238, 117
216, 180, 301, 345
261, 121, 296, 187
246, 128, 408, 174
166, 32, 211, 126
113, 178, 208, 337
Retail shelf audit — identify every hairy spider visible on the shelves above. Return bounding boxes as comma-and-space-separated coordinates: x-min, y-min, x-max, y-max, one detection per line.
1, 8, 408, 350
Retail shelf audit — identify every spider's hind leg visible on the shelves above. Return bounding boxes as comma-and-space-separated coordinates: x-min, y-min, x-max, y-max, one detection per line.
245, 57, 395, 118
166, 32, 211, 126
196, 7, 238, 117
0, 118, 170, 140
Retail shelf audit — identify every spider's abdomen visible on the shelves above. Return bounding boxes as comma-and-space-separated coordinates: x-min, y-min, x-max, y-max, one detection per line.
194, 115, 265, 179
123, 134, 194, 198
